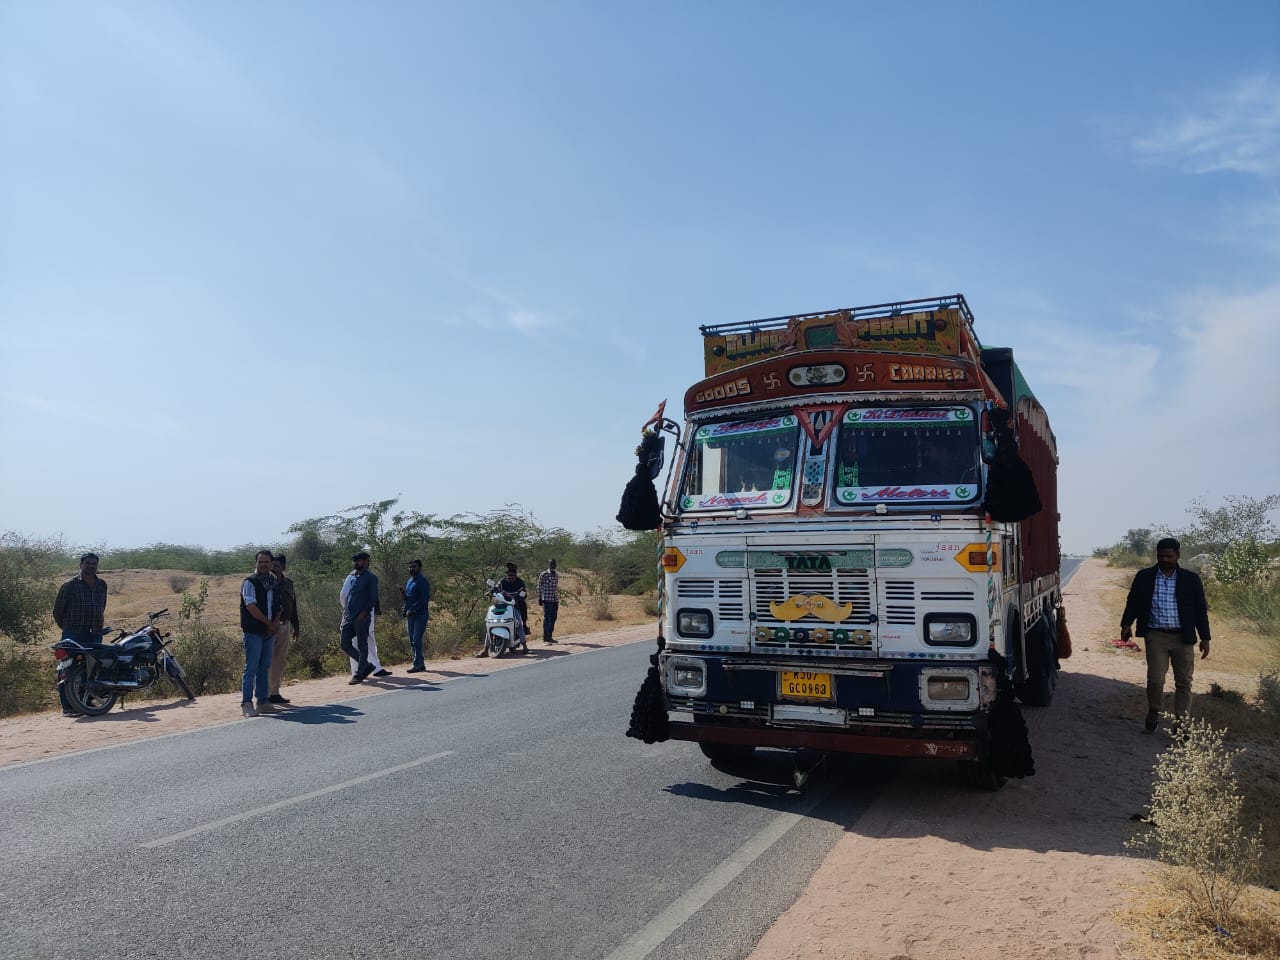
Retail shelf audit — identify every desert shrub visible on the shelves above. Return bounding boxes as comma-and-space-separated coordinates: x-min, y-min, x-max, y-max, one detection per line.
1209, 575, 1280, 638
1128, 717, 1263, 927
168, 574, 194, 594
1213, 537, 1271, 585
642, 592, 661, 617
1258, 671, 1280, 716
0, 533, 66, 645
169, 623, 241, 696
0, 647, 55, 716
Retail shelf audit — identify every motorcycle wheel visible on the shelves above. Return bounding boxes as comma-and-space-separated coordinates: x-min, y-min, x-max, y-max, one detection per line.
489, 632, 508, 658
63, 663, 117, 716
162, 655, 196, 700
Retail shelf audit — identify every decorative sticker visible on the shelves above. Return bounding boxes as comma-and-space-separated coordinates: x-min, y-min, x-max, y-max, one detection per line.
694, 416, 798, 443
769, 594, 854, 622
836, 485, 978, 504
843, 407, 973, 426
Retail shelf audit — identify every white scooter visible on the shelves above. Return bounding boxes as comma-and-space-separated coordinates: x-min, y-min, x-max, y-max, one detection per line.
482, 580, 529, 658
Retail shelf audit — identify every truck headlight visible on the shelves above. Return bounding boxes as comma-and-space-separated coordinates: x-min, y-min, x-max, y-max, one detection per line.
924, 613, 977, 647
927, 677, 971, 700
919, 668, 979, 710
666, 657, 707, 696
677, 608, 713, 638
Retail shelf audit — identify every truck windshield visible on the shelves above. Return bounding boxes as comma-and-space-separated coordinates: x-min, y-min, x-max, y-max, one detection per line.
832, 406, 980, 506
679, 415, 799, 511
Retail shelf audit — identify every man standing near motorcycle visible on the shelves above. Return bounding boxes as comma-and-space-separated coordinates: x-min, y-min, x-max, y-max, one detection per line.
340, 550, 380, 683
240, 550, 282, 718
52, 552, 108, 717
402, 558, 431, 672
266, 553, 300, 705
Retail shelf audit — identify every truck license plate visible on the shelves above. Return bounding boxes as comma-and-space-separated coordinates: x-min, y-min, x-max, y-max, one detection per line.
779, 671, 833, 702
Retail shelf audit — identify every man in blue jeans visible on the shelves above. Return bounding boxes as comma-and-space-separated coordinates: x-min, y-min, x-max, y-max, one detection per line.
402, 558, 431, 673
239, 550, 281, 718
52, 552, 109, 716
340, 551, 379, 683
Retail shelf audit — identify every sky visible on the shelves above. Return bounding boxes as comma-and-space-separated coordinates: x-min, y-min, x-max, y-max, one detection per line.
2, 1, 1278, 557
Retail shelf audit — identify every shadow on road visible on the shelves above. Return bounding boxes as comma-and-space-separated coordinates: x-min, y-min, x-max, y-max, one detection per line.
266, 703, 365, 725
78, 698, 203, 723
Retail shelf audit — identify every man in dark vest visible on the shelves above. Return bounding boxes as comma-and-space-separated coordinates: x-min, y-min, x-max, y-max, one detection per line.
240, 549, 282, 718
1120, 537, 1211, 733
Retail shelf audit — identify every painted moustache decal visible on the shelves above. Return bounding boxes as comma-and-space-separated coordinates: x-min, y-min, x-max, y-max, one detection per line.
767, 594, 853, 622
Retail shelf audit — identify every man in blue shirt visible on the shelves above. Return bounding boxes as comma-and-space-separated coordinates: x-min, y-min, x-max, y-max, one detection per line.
402, 559, 431, 673
340, 551, 380, 683
1120, 538, 1211, 733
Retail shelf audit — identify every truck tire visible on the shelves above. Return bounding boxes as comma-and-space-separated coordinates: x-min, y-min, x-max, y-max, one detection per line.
1016, 614, 1056, 707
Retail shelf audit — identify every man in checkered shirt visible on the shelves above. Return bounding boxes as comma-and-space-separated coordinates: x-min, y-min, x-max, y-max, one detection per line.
1120, 537, 1211, 733
537, 559, 560, 645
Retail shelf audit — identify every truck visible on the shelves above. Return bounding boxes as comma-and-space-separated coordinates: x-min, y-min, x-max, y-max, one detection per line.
637, 294, 1060, 788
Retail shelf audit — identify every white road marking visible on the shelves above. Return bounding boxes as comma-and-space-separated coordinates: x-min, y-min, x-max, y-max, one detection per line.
601, 788, 829, 960
140, 750, 453, 848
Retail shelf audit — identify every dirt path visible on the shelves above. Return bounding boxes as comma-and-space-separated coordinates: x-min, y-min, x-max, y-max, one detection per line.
748, 559, 1161, 960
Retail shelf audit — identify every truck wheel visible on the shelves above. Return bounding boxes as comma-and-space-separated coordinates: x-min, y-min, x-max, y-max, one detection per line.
1016, 616, 1057, 707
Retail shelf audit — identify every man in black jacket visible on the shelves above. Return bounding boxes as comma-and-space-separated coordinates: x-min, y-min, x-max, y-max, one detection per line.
1120, 538, 1211, 733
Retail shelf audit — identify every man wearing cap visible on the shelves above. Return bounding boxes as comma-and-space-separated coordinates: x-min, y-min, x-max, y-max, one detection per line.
340, 551, 380, 683
52, 552, 109, 716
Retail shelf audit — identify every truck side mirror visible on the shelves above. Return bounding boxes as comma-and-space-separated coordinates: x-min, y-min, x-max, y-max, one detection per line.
645, 436, 666, 480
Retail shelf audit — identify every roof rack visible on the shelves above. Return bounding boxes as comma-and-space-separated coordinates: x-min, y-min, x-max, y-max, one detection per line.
699, 294, 975, 340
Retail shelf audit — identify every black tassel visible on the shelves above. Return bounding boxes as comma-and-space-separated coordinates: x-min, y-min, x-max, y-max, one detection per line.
982, 408, 1042, 523
617, 469, 663, 531
987, 654, 1034, 778
626, 640, 669, 743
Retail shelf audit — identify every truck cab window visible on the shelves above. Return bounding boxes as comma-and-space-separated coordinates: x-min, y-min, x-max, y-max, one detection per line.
832, 407, 980, 506
679, 415, 799, 511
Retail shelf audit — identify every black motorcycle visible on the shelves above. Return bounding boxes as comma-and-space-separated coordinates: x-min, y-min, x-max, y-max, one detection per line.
53, 609, 195, 715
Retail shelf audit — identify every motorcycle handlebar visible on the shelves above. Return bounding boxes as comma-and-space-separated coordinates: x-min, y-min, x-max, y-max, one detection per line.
147, 609, 169, 620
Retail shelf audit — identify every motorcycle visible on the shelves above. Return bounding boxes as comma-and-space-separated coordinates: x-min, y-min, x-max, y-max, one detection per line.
482, 580, 529, 658
52, 608, 195, 715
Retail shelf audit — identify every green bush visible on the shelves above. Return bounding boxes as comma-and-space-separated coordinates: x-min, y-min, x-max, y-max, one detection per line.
1208, 576, 1280, 637
169, 623, 241, 696
1213, 537, 1270, 585
0, 532, 64, 645
1127, 717, 1263, 927
0, 647, 55, 716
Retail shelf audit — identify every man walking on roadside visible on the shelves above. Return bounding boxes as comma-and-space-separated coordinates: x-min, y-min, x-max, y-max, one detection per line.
402, 559, 431, 672
537, 559, 560, 645
266, 553, 299, 706
1120, 537, 1211, 733
340, 550, 380, 684
240, 550, 282, 718
52, 552, 109, 716
341, 559, 391, 679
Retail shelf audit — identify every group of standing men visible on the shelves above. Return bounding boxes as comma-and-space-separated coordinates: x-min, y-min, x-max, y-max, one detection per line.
53, 551, 563, 718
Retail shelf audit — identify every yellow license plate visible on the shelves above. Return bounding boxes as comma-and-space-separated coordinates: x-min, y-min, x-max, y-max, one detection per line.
779, 671, 834, 702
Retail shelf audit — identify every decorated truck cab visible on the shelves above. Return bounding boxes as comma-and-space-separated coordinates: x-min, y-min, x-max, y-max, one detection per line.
626, 294, 1061, 787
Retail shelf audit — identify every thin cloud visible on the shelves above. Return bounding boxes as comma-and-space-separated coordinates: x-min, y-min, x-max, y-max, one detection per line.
1132, 75, 1280, 176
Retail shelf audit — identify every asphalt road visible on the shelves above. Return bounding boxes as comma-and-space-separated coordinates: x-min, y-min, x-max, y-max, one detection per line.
0, 641, 881, 960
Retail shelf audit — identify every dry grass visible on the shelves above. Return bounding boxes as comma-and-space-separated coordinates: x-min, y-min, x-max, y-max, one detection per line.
1117, 881, 1280, 960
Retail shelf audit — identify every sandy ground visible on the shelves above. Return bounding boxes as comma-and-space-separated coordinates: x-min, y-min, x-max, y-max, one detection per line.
2, 561, 1230, 958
